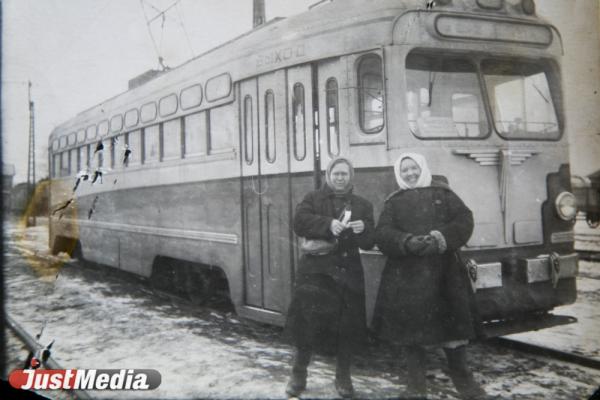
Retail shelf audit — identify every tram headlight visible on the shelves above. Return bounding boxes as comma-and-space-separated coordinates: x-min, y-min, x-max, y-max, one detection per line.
555, 191, 577, 221
521, 0, 535, 15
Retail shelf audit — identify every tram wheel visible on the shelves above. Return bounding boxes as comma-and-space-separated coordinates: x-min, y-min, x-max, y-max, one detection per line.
185, 266, 216, 305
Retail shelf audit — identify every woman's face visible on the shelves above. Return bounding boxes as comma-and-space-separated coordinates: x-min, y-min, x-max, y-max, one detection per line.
330, 163, 351, 191
399, 158, 421, 187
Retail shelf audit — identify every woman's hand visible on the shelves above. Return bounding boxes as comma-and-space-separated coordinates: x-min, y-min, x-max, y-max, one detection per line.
347, 220, 365, 234
330, 219, 347, 236
405, 235, 428, 254
417, 235, 439, 255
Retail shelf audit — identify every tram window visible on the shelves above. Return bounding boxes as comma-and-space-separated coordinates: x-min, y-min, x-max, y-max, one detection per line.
60, 152, 69, 177
83, 145, 91, 169
159, 94, 178, 117
406, 53, 488, 139
141, 102, 157, 123
144, 125, 160, 164
110, 115, 123, 133
243, 95, 254, 164
77, 129, 85, 143
76, 147, 82, 172
110, 135, 123, 168
69, 148, 78, 174
210, 105, 234, 153
98, 120, 109, 137
95, 140, 105, 168
67, 133, 76, 146
292, 83, 306, 161
358, 54, 384, 134
184, 112, 208, 157
482, 60, 560, 140
125, 109, 139, 128
180, 84, 203, 110
67, 151, 73, 175
127, 130, 142, 166
163, 119, 182, 160
86, 125, 96, 140
53, 154, 60, 178
326, 78, 340, 156
264, 90, 276, 162
452, 94, 482, 137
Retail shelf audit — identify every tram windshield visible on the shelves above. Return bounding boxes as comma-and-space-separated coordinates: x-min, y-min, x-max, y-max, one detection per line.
482, 60, 560, 140
406, 53, 489, 139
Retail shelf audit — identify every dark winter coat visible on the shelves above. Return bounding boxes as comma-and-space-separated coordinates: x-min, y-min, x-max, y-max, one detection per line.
284, 185, 375, 353
373, 181, 476, 346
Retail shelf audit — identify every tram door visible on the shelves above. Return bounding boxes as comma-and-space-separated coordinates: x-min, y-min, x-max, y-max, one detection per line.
240, 71, 290, 312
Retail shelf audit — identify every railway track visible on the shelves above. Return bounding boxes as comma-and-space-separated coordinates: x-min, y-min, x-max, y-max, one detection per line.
5, 313, 92, 400
491, 337, 600, 371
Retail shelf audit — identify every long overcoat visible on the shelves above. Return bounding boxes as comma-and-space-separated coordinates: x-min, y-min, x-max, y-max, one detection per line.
285, 184, 375, 353
373, 181, 476, 346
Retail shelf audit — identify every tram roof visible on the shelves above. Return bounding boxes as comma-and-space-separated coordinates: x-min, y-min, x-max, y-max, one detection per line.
50, 0, 551, 141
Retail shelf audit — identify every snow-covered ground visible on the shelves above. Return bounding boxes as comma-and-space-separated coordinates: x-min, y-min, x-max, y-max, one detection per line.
3, 218, 600, 399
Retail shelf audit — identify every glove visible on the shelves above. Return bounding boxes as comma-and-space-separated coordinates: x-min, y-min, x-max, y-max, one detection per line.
404, 235, 428, 255
415, 235, 439, 256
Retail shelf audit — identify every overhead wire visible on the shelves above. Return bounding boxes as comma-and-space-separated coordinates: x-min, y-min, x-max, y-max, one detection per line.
175, 1, 196, 59
139, 0, 162, 66
140, 0, 196, 69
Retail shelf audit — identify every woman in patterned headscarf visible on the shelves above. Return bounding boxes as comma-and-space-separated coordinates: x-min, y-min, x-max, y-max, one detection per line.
284, 157, 375, 399
374, 153, 487, 400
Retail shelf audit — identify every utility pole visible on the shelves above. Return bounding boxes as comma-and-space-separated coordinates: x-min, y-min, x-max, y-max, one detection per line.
26, 80, 36, 227
253, 0, 265, 28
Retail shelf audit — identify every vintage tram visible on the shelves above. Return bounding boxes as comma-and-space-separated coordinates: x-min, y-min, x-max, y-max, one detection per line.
48, 0, 578, 336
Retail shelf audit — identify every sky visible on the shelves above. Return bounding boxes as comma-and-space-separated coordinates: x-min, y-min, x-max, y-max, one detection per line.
2, 0, 314, 184
3, 1, 599, 184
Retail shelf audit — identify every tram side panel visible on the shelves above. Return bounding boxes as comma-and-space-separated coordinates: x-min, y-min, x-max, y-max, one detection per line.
49, 108, 246, 310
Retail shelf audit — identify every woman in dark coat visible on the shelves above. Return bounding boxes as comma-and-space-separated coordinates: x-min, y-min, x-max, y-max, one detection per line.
373, 153, 487, 400
285, 157, 375, 399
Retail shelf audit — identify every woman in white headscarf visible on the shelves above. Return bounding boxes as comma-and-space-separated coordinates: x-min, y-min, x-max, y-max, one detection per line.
373, 153, 487, 400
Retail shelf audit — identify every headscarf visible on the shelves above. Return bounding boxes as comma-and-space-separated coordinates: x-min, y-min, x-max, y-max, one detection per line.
393, 152, 432, 190
325, 157, 354, 195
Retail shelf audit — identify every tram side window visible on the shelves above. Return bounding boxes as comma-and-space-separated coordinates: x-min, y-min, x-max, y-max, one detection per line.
76, 147, 82, 172
209, 105, 234, 154
184, 112, 208, 157
110, 135, 123, 169
358, 54, 384, 134
163, 119, 183, 160
292, 83, 306, 161
53, 154, 60, 178
406, 52, 488, 139
103, 138, 112, 167
243, 95, 254, 164
69, 148, 77, 175
326, 78, 340, 156
84, 145, 91, 169
94, 140, 104, 168
127, 130, 142, 166
264, 90, 276, 162
144, 124, 160, 164
60, 152, 69, 177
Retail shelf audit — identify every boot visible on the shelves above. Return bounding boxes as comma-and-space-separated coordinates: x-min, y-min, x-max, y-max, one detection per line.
286, 348, 311, 397
444, 346, 487, 400
404, 345, 427, 398
335, 350, 354, 398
